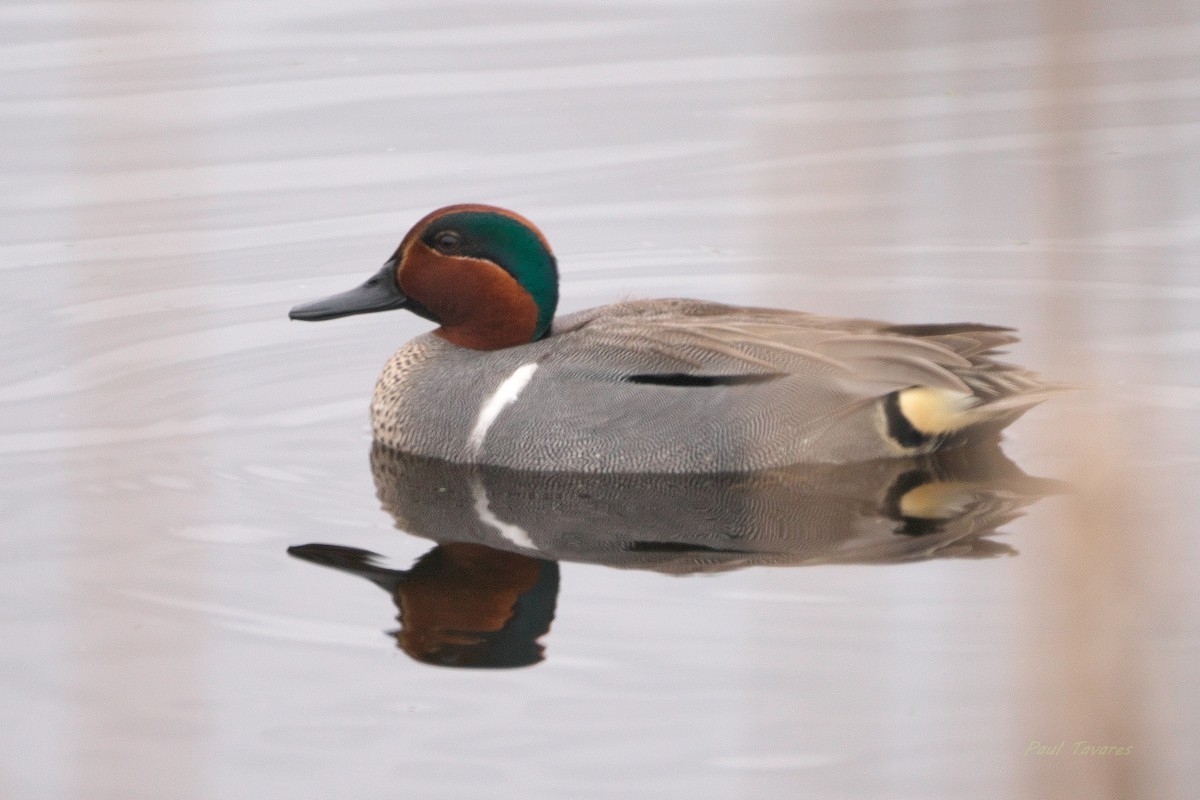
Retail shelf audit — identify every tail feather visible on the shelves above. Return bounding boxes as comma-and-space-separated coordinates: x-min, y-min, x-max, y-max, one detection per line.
895, 376, 1067, 443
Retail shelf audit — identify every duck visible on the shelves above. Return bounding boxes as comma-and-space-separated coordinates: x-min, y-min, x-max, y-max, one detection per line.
289, 203, 1058, 473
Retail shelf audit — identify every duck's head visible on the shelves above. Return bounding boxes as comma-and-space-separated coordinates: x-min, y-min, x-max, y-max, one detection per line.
289, 204, 558, 350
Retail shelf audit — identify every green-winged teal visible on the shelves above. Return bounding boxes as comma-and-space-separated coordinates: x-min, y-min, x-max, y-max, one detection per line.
289, 204, 1057, 472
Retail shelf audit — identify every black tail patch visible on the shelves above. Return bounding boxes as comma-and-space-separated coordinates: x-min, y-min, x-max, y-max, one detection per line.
884, 390, 933, 449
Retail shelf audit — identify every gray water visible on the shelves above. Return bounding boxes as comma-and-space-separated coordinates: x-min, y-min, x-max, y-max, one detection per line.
2, 1, 1197, 798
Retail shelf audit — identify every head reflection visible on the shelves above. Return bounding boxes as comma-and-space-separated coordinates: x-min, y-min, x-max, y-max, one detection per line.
288, 442, 1061, 668
288, 542, 558, 669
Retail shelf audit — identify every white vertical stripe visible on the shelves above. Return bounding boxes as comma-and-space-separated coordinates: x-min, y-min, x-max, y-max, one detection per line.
471, 477, 537, 551
468, 362, 539, 455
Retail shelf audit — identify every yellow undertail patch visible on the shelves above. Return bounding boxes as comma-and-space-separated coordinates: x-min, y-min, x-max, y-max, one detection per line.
897, 386, 977, 435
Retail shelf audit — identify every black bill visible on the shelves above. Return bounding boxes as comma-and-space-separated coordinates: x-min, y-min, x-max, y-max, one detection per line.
289, 259, 409, 321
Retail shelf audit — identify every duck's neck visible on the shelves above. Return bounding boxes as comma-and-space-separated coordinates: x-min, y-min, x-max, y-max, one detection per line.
424, 262, 542, 350
435, 310, 537, 350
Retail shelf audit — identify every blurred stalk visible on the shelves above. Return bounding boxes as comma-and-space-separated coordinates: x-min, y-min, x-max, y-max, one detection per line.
1024, 1, 1145, 797
67, 3, 212, 799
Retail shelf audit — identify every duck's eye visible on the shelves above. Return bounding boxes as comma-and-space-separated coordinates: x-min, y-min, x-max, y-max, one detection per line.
433, 230, 461, 253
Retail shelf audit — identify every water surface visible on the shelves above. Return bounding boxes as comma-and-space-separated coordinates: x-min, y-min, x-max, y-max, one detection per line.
2, 1, 1197, 798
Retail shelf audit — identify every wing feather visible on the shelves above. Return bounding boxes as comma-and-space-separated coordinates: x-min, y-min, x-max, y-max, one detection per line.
547, 299, 996, 397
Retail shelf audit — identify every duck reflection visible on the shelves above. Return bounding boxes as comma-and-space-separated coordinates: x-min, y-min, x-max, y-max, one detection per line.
288, 443, 1060, 668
